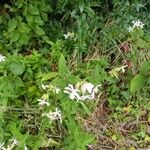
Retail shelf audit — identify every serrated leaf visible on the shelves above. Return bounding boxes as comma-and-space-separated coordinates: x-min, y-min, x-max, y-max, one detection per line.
58, 54, 70, 76
28, 4, 39, 15
9, 62, 25, 76
130, 74, 146, 93
8, 18, 17, 32
42, 72, 59, 81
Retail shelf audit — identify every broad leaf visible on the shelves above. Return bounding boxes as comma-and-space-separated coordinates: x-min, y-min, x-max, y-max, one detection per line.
8, 18, 17, 32
140, 61, 150, 74
9, 62, 25, 76
34, 26, 45, 35
130, 74, 146, 93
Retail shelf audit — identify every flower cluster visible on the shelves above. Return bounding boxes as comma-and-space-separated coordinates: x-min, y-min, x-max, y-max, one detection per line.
38, 84, 62, 123
127, 20, 144, 32
64, 32, 75, 39
41, 84, 61, 94
109, 65, 128, 78
42, 108, 62, 123
0, 54, 5, 62
64, 82, 101, 101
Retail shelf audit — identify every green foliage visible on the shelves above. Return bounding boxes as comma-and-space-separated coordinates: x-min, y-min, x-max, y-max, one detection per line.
130, 74, 147, 93
130, 61, 150, 93
58, 54, 70, 77
0, 0, 150, 149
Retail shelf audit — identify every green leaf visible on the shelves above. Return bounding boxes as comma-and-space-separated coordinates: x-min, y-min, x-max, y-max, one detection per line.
19, 23, 30, 33
91, 64, 99, 79
9, 62, 25, 76
8, 18, 17, 32
140, 61, 150, 74
130, 74, 147, 93
18, 33, 29, 45
58, 54, 70, 76
10, 31, 20, 43
42, 72, 59, 81
79, 1, 84, 13
34, 16, 43, 26
34, 26, 45, 35
28, 4, 39, 15
80, 102, 91, 115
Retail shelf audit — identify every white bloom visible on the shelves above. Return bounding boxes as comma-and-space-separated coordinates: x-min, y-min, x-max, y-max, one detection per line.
24, 145, 28, 150
44, 84, 61, 94
64, 84, 80, 100
0, 142, 5, 150
6, 138, 19, 150
41, 84, 49, 90
37, 99, 50, 106
80, 95, 93, 100
64, 32, 74, 39
93, 84, 101, 93
54, 88, 61, 94
128, 20, 144, 32
80, 84, 101, 100
81, 82, 95, 95
64, 34, 69, 39
127, 26, 133, 32
11, 138, 19, 146
0, 54, 5, 62
120, 65, 128, 73
64, 82, 101, 101
42, 108, 62, 123
132, 20, 144, 29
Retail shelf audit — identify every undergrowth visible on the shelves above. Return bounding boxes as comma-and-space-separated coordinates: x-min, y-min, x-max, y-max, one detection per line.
0, 0, 150, 150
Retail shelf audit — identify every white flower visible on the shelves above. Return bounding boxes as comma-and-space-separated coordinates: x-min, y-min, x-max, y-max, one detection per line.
80, 84, 101, 100
64, 82, 101, 101
54, 88, 61, 94
24, 145, 28, 150
6, 138, 19, 150
81, 82, 95, 95
42, 108, 62, 123
37, 99, 50, 106
80, 95, 93, 100
64, 32, 74, 39
44, 84, 61, 94
64, 84, 80, 100
64, 34, 69, 39
11, 138, 19, 146
0, 142, 5, 150
132, 20, 144, 29
120, 65, 128, 73
127, 26, 133, 32
93, 84, 101, 93
110, 65, 128, 78
41, 84, 49, 90
0, 54, 5, 62
127, 20, 144, 32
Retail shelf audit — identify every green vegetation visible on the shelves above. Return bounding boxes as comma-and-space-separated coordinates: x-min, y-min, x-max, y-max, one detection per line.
0, 0, 150, 149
